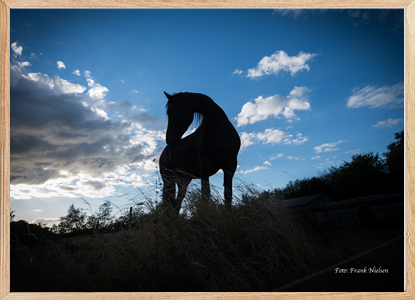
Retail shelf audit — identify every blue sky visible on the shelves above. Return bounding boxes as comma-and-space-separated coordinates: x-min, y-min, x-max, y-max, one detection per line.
10, 9, 404, 225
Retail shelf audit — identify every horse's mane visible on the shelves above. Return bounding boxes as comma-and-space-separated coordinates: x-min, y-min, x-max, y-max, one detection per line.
172, 92, 187, 97
165, 92, 205, 128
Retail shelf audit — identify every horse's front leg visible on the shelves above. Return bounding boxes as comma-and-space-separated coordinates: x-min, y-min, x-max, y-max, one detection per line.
177, 177, 191, 211
162, 178, 177, 210
199, 157, 210, 203
160, 167, 177, 211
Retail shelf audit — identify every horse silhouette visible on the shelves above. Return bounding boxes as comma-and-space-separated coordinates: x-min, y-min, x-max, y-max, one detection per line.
159, 92, 241, 213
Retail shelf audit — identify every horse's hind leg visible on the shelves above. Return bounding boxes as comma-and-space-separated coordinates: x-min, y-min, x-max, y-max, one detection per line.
223, 162, 237, 211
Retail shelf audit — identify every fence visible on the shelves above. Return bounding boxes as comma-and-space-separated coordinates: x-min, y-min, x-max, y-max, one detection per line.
287, 193, 404, 228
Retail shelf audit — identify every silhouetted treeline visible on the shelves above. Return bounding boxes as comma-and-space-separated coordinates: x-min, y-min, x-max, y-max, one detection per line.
49, 200, 146, 236
268, 130, 404, 200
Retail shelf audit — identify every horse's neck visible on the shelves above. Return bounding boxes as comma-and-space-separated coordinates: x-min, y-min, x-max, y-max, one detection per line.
189, 96, 228, 126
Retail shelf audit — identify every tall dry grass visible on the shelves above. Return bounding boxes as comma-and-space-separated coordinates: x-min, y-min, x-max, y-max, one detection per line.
10, 180, 403, 292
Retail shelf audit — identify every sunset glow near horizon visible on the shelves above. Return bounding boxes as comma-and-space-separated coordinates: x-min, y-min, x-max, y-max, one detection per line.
10, 9, 404, 225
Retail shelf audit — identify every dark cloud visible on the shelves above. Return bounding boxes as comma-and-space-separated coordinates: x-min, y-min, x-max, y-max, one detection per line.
118, 99, 133, 110
347, 9, 404, 29
273, 9, 404, 31
59, 186, 77, 191
272, 9, 328, 19
10, 62, 164, 185
83, 180, 106, 190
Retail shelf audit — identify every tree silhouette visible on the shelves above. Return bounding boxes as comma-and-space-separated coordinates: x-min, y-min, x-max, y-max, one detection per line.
383, 129, 404, 193
52, 203, 87, 234
334, 152, 387, 199
269, 130, 403, 200
96, 200, 113, 228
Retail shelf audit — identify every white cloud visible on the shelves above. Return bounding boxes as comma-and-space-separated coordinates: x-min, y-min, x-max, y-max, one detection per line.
25, 72, 54, 88
57, 61, 66, 69
84, 70, 92, 80
256, 128, 287, 144
84, 70, 109, 99
320, 158, 334, 166
24, 72, 86, 94
240, 132, 257, 149
346, 83, 404, 109
290, 133, 308, 145
129, 125, 166, 155
239, 161, 271, 174
87, 84, 109, 100
345, 149, 361, 154
240, 129, 308, 150
84, 70, 95, 87
240, 165, 268, 174
120, 79, 125, 83
232, 69, 243, 75
31, 217, 60, 227
314, 140, 346, 153
373, 118, 403, 128
54, 76, 86, 94
17, 61, 31, 68
11, 42, 23, 56
324, 148, 339, 153
132, 90, 138, 93
91, 107, 109, 120
287, 156, 304, 160
311, 156, 320, 160
73, 69, 81, 76
318, 156, 340, 166
246, 50, 317, 79
236, 86, 311, 126
270, 153, 284, 160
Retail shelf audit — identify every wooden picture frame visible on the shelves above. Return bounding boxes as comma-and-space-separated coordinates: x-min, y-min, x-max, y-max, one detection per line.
1, 1, 413, 299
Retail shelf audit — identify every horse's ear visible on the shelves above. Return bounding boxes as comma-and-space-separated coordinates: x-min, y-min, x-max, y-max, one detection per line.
164, 91, 172, 100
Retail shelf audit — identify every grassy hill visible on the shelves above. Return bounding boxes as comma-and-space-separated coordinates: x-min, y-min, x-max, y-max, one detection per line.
10, 184, 404, 292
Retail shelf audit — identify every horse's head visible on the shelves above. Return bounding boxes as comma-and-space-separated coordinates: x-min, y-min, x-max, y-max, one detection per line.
164, 92, 194, 147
